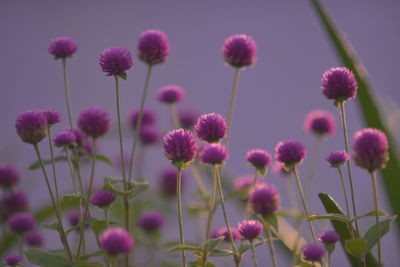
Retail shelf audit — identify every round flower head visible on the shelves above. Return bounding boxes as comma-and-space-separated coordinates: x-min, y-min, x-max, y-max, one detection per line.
99, 46, 133, 76
91, 190, 116, 208
53, 128, 75, 147
179, 107, 199, 129
42, 109, 61, 126
247, 149, 272, 174
4, 254, 22, 266
130, 107, 156, 129
25, 231, 44, 247
0, 164, 20, 188
139, 126, 160, 145
352, 128, 389, 172
238, 220, 263, 240
15, 110, 48, 144
326, 150, 350, 168
304, 110, 336, 136
48, 37, 78, 58
8, 212, 35, 233
137, 30, 169, 65
78, 106, 111, 139
3, 191, 29, 214
200, 143, 228, 165
99, 227, 134, 255
275, 140, 307, 168
223, 34, 257, 68
195, 113, 228, 143
68, 209, 90, 229
156, 85, 185, 104
159, 166, 186, 196
321, 67, 357, 103
212, 227, 241, 242
272, 161, 291, 177
318, 230, 340, 244
249, 184, 280, 216
233, 175, 265, 201
302, 244, 326, 262
163, 129, 197, 165
138, 211, 165, 232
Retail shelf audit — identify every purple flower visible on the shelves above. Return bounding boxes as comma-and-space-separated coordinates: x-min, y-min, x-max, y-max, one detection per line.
68, 209, 90, 229
247, 149, 272, 173
48, 37, 78, 58
137, 30, 169, 65
99, 227, 134, 255
233, 175, 265, 201
156, 85, 185, 104
326, 151, 350, 168
353, 128, 389, 172
275, 140, 307, 167
195, 113, 228, 143
42, 109, 61, 126
271, 161, 291, 177
139, 126, 160, 145
223, 34, 257, 68
159, 166, 187, 197
200, 143, 228, 165
138, 211, 165, 231
8, 212, 35, 233
238, 220, 263, 240
249, 184, 280, 216
212, 227, 241, 242
302, 244, 326, 262
4, 254, 22, 266
25, 231, 44, 247
15, 110, 48, 144
321, 67, 357, 103
178, 107, 199, 129
318, 231, 340, 244
129, 107, 156, 129
3, 191, 29, 214
91, 190, 116, 208
163, 129, 197, 165
53, 128, 75, 147
78, 106, 111, 139
0, 164, 20, 188
99, 47, 133, 76
304, 110, 336, 136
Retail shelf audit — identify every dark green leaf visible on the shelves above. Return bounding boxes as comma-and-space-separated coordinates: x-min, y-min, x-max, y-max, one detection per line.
91, 220, 109, 238
94, 155, 113, 166
345, 238, 367, 257
117, 72, 127, 80
209, 249, 233, 257
364, 215, 397, 252
28, 156, 68, 170
308, 213, 349, 224
203, 237, 224, 253
350, 210, 388, 223
189, 258, 216, 267
75, 262, 104, 267
79, 250, 104, 261
263, 214, 279, 231
25, 249, 69, 267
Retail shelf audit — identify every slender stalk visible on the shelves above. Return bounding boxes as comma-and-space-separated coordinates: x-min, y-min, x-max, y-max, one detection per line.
17, 235, 24, 262
47, 127, 61, 215
176, 167, 187, 267
304, 137, 322, 200
62, 58, 74, 128
169, 104, 181, 128
370, 171, 381, 266
338, 101, 360, 235
105, 209, 110, 228
244, 170, 259, 220
337, 167, 351, 219
225, 68, 242, 147
264, 223, 278, 267
328, 253, 332, 267
128, 64, 153, 182
249, 240, 259, 267
33, 144, 73, 261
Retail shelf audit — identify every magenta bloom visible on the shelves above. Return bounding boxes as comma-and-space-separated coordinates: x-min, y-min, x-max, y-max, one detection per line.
272, 162, 291, 177
326, 151, 350, 168
159, 166, 186, 196
195, 113, 228, 143
25, 231, 44, 247
91, 190, 116, 208
130, 107, 156, 129
200, 143, 228, 165
179, 107, 199, 129
137, 30, 169, 65
48, 37, 78, 58
99, 47, 133, 76
247, 149, 272, 173
8, 212, 35, 233
302, 244, 326, 262
321, 67, 357, 103
238, 220, 263, 240
68, 209, 90, 229
156, 85, 185, 104
15, 110, 48, 144
304, 110, 336, 136
3, 191, 29, 214
0, 164, 20, 188
249, 184, 280, 216
353, 128, 389, 172
275, 140, 307, 167
163, 129, 197, 165
42, 109, 61, 126
99, 227, 134, 255
212, 227, 241, 242
318, 231, 340, 244
139, 126, 160, 145
53, 128, 75, 147
233, 175, 265, 200
138, 211, 165, 231
78, 106, 111, 139
223, 34, 257, 68
4, 254, 22, 266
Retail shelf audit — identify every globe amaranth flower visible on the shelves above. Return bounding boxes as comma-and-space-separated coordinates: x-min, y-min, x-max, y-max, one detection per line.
3, 191, 29, 214
352, 128, 389, 172
249, 184, 280, 216
8, 212, 35, 233
326, 150, 350, 168
247, 149, 272, 175
130, 107, 156, 129
272, 161, 291, 177
68, 209, 90, 229
159, 166, 186, 197
53, 128, 76, 147
15, 110, 48, 144
139, 126, 160, 145
195, 113, 228, 143
137, 29, 169, 65
212, 227, 241, 242
178, 107, 199, 129
223, 34, 257, 68
4, 254, 22, 266
100, 46, 133, 76
78, 106, 111, 139
48, 37, 78, 58
99, 227, 134, 255
90, 190, 116, 208
304, 110, 336, 137
200, 143, 228, 165
238, 220, 263, 240
275, 140, 307, 169
302, 244, 326, 262
25, 230, 44, 247
0, 164, 20, 188
318, 231, 340, 244
138, 211, 165, 232
42, 109, 61, 126
321, 67, 357, 103
163, 129, 197, 166
156, 85, 185, 104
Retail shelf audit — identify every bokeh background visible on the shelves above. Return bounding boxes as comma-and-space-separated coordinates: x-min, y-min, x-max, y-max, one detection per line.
0, 1, 399, 266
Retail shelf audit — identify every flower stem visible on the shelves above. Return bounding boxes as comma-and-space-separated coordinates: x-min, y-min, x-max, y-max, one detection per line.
337, 167, 351, 219
304, 137, 322, 200
169, 103, 181, 128
176, 166, 187, 267
244, 169, 259, 220
338, 101, 360, 235
249, 240, 259, 267
62, 58, 74, 128
105, 209, 110, 228
47, 126, 62, 216
264, 223, 278, 267
370, 171, 381, 266
225, 67, 241, 147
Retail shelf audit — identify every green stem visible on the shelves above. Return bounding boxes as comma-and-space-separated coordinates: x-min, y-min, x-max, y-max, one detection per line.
176, 167, 187, 267
169, 103, 181, 128
47, 127, 62, 216
370, 171, 381, 266
105, 209, 110, 229
328, 252, 332, 267
264, 223, 278, 267
337, 167, 351, 219
62, 58, 74, 128
244, 169, 259, 220
17, 235, 24, 262
225, 68, 242, 147
304, 137, 322, 200
249, 240, 259, 267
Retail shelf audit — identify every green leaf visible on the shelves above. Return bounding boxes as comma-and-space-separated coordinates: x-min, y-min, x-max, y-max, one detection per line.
297, 262, 314, 267
28, 156, 68, 170
25, 248, 69, 267
364, 215, 397, 252
79, 250, 104, 261
189, 258, 216, 267
103, 177, 149, 198
351, 210, 388, 223
187, 205, 208, 215
209, 249, 233, 257
117, 72, 127, 80
203, 237, 224, 253
94, 155, 113, 166
308, 213, 349, 224
62, 194, 85, 206
263, 214, 279, 231
91, 220, 109, 238
345, 238, 367, 257
170, 245, 202, 252
75, 262, 104, 267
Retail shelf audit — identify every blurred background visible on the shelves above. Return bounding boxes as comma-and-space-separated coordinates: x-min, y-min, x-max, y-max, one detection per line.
0, 0, 399, 266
